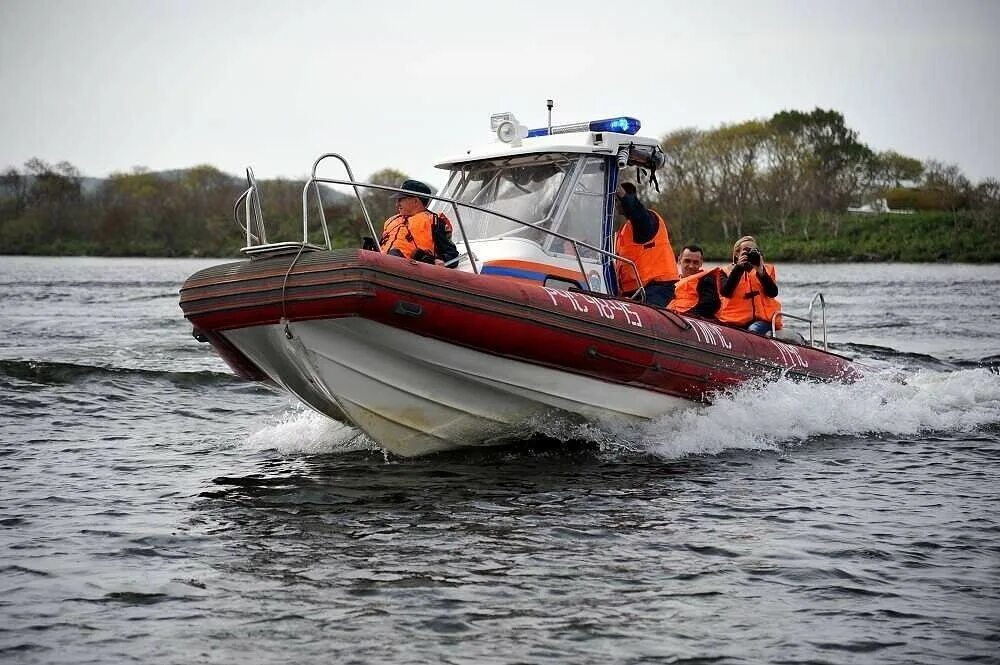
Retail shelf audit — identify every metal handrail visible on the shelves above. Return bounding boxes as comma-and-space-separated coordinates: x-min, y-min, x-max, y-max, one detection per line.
246, 167, 266, 245
233, 186, 256, 244
808, 292, 828, 350
307, 154, 376, 250
770, 291, 828, 349
233, 168, 268, 247
234, 154, 645, 300
296, 173, 644, 299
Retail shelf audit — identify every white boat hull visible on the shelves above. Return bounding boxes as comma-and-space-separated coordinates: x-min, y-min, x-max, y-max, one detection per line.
224, 318, 690, 457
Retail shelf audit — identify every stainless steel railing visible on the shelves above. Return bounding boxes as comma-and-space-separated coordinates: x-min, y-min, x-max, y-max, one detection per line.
231, 154, 647, 300
307, 177, 645, 298
233, 167, 267, 247
770, 292, 828, 349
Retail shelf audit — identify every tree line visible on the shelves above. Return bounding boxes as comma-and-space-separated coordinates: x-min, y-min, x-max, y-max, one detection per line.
636, 108, 999, 250
1, 108, 997, 260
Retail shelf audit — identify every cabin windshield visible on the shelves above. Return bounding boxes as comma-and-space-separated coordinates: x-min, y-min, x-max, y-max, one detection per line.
551, 156, 607, 256
433, 155, 577, 244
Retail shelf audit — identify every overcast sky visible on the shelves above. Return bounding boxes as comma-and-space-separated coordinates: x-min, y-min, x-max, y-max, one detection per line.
1, 0, 997, 189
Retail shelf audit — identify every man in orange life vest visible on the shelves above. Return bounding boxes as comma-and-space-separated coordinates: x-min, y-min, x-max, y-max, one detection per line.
614, 182, 678, 307
677, 244, 705, 278
379, 179, 458, 267
717, 235, 782, 334
667, 244, 722, 319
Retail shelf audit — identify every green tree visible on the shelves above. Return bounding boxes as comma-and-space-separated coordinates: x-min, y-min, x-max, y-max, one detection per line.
657, 127, 714, 244
22, 158, 92, 250
767, 108, 873, 213
870, 150, 923, 189
703, 120, 768, 239
98, 168, 164, 253
972, 177, 1000, 212
909, 160, 970, 215
759, 129, 813, 233
0, 167, 28, 221
173, 165, 240, 255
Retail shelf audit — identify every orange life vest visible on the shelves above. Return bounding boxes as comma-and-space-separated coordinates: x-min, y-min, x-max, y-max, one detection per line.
717, 264, 783, 329
380, 211, 447, 260
615, 210, 679, 294
667, 267, 721, 316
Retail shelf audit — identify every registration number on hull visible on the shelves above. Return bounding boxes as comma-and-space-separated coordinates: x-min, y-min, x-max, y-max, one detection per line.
542, 287, 643, 328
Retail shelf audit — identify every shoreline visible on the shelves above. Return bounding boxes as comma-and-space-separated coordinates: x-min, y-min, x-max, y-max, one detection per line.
3, 209, 998, 264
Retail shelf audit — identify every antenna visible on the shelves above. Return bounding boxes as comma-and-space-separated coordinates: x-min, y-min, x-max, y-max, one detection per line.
546, 99, 553, 133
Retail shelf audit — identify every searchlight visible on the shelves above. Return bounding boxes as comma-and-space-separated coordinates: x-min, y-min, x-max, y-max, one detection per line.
491, 112, 529, 146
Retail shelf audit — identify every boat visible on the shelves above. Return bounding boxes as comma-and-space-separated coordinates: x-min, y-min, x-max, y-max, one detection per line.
179, 110, 860, 457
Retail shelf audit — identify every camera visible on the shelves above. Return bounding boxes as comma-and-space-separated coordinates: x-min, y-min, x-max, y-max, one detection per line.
745, 248, 762, 266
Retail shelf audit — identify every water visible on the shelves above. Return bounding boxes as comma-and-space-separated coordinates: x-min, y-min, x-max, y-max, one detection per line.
2, 256, 999, 664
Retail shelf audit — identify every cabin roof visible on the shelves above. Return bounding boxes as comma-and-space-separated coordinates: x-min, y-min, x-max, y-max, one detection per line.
436, 131, 661, 169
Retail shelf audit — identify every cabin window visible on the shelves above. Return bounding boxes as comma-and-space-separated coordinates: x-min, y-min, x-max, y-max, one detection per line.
547, 157, 606, 258
433, 155, 573, 244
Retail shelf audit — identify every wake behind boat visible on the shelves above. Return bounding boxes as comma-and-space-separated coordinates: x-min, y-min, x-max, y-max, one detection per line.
179, 110, 860, 457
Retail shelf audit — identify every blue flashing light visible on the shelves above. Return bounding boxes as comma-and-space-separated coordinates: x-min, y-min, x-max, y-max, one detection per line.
525, 116, 641, 138
589, 116, 641, 134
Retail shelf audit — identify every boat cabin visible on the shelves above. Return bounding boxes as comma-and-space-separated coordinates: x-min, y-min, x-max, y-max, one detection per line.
235, 111, 666, 299
430, 113, 664, 295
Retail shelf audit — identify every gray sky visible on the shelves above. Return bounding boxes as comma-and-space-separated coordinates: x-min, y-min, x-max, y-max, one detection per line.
1, 0, 998, 189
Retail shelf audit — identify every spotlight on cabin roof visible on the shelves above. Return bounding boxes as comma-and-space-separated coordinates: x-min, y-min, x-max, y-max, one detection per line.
490, 112, 529, 146
490, 112, 516, 131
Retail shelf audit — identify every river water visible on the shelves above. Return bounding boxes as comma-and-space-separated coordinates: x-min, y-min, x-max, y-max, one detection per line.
2, 256, 998, 664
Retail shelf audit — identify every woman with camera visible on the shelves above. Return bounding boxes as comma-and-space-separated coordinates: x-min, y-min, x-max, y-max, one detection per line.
717, 235, 782, 335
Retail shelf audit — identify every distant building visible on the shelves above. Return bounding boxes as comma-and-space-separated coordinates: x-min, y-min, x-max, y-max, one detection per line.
847, 198, 914, 215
